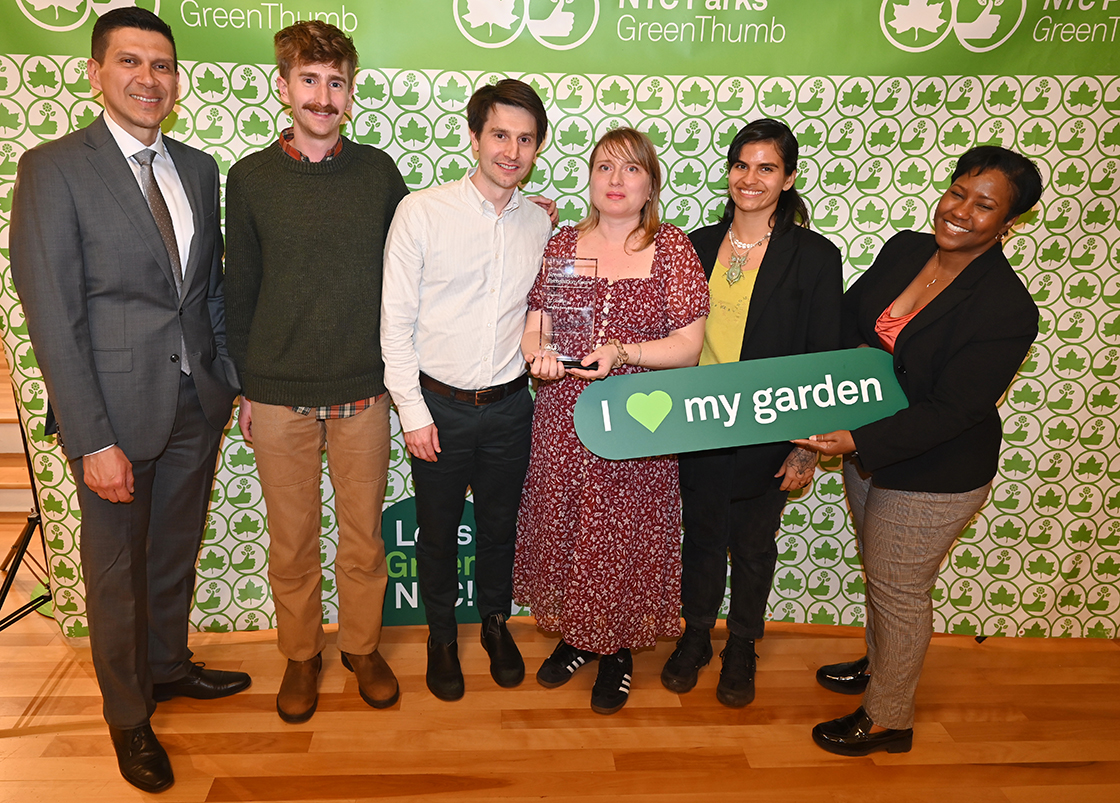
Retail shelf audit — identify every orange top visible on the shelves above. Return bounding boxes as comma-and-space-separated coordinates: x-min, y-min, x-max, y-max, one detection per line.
874, 300, 923, 354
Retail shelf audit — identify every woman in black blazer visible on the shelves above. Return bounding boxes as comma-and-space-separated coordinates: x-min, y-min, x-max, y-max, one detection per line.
660, 119, 843, 707
794, 146, 1043, 755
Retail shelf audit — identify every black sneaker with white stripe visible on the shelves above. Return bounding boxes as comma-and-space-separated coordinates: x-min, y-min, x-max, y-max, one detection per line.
536, 639, 597, 688
590, 649, 632, 715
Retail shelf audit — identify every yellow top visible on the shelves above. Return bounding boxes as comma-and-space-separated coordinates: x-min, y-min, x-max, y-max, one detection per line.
699, 258, 758, 366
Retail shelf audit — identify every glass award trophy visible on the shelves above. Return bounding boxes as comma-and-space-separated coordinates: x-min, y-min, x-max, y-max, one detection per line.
538, 256, 598, 369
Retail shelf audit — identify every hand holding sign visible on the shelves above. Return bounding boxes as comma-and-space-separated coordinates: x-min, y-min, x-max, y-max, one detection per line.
572, 348, 907, 460
792, 430, 858, 457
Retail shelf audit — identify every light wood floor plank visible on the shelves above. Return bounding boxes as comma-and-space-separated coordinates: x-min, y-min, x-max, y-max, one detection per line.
1002, 785, 1120, 803
2, 546, 1119, 802
944, 720, 1120, 741
0, 777, 215, 803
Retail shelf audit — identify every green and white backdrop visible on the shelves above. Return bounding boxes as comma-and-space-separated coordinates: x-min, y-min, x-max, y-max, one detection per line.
1, 0, 1119, 640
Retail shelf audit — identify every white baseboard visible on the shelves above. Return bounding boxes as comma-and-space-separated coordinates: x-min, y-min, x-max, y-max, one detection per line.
0, 423, 24, 453
0, 487, 35, 512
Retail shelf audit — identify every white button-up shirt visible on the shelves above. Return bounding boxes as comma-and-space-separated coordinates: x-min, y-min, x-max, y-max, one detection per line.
381, 170, 551, 432
102, 112, 194, 272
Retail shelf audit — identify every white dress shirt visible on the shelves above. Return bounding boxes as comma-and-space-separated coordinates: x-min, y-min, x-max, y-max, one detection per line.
84, 114, 195, 457
381, 170, 551, 433
103, 112, 194, 272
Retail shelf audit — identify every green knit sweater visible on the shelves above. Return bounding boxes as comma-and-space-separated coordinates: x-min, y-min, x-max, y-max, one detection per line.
224, 137, 408, 406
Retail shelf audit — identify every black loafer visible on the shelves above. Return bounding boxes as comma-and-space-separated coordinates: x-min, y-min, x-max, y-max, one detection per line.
816, 656, 870, 695
812, 706, 913, 756
109, 723, 174, 793
426, 638, 465, 701
480, 614, 525, 688
153, 661, 252, 702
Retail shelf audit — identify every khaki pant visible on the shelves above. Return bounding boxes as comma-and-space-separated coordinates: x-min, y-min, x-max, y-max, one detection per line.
252, 397, 391, 661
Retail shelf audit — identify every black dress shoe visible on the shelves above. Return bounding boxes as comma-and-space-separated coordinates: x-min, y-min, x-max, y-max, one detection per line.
108, 723, 174, 793
153, 661, 252, 702
480, 614, 525, 688
816, 655, 870, 695
812, 706, 913, 756
426, 638, 465, 701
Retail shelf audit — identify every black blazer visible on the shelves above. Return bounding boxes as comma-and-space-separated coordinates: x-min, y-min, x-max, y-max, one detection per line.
679, 221, 843, 499
845, 230, 1038, 493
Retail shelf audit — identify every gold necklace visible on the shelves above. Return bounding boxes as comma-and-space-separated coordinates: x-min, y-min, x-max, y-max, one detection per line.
725, 229, 771, 286
925, 251, 942, 288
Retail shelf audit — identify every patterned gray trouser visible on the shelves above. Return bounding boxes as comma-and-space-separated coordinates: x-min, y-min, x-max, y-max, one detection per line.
844, 457, 991, 730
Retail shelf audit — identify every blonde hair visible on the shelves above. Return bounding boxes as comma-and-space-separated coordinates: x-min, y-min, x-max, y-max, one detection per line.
576, 127, 662, 252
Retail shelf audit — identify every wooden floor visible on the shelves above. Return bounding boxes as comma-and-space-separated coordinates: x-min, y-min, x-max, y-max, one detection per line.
3, 526, 1120, 803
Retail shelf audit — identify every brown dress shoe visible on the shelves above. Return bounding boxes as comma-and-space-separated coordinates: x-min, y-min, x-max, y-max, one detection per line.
277, 653, 322, 723
341, 650, 400, 708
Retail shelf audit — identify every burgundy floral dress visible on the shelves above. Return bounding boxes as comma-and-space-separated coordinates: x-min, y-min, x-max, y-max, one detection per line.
513, 224, 709, 654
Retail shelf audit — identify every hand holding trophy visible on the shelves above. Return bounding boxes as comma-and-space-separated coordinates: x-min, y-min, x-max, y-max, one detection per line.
538, 255, 599, 372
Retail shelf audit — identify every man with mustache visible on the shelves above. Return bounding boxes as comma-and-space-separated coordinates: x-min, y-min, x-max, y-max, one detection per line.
381, 80, 551, 701
224, 21, 408, 722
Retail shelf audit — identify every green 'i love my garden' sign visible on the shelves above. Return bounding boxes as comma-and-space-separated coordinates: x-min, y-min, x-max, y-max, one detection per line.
573, 348, 908, 460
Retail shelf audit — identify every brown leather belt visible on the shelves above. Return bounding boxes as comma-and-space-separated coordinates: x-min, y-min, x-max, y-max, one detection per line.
419, 372, 528, 406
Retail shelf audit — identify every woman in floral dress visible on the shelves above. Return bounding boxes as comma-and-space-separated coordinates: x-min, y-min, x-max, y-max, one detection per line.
514, 128, 709, 715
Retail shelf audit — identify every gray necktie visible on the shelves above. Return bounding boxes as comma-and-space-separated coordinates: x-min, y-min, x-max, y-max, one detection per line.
134, 149, 190, 374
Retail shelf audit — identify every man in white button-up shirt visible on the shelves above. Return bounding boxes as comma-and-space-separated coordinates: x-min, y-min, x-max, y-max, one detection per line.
382, 80, 551, 702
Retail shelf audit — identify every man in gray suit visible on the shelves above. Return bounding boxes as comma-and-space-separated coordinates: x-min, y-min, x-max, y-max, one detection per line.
9, 8, 249, 794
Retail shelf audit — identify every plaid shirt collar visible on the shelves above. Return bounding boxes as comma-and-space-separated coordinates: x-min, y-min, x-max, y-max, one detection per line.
278, 127, 344, 162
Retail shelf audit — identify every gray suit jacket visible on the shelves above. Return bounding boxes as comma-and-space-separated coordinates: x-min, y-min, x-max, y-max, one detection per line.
10, 114, 238, 461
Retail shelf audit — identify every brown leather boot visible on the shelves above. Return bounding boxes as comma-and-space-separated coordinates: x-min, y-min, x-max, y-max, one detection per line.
276, 653, 321, 723
341, 650, 400, 709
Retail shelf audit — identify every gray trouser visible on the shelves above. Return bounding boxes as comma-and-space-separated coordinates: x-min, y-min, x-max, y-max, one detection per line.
75, 373, 220, 729
844, 458, 990, 729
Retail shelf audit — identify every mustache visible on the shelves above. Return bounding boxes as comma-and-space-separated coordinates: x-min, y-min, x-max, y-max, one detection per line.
302, 102, 339, 115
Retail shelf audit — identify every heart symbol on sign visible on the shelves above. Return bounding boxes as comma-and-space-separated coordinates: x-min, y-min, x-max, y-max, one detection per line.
626, 391, 673, 433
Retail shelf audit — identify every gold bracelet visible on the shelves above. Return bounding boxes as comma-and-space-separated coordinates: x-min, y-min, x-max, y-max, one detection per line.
607, 338, 628, 368
635, 342, 643, 367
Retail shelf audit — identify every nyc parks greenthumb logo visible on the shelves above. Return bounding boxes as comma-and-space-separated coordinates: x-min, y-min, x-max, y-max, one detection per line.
881, 0, 1026, 53
573, 348, 907, 460
454, 0, 600, 50
17, 0, 161, 33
